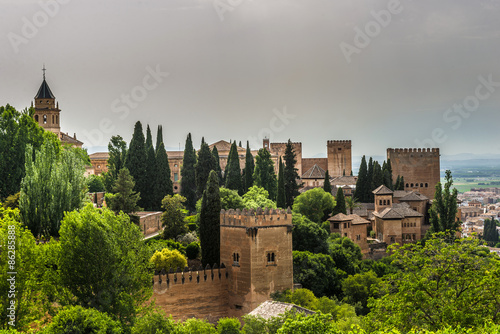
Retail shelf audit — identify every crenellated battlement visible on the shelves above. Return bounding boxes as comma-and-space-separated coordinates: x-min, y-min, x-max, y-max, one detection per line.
270, 142, 301, 146
387, 148, 439, 155
327, 140, 351, 145
153, 264, 229, 293
220, 208, 292, 228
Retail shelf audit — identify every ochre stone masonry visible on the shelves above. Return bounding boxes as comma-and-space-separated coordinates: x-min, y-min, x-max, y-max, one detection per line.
388, 148, 440, 199
151, 208, 293, 320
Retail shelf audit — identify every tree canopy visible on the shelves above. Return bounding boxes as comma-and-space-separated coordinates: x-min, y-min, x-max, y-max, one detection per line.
429, 170, 459, 234
253, 148, 277, 201
292, 188, 335, 224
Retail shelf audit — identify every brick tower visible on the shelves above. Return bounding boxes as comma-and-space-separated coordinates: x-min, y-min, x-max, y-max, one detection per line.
220, 208, 293, 317
327, 140, 352, 177
33, 66, 61, 136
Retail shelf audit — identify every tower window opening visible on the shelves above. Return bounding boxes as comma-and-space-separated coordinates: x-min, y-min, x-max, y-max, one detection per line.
43, 115, 47, 124
266, 252, 276, 265
35, 115, 39, 122
232, 252, 240, 266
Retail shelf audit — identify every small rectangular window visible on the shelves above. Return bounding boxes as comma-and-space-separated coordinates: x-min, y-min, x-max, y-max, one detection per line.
174, 173, 179, 181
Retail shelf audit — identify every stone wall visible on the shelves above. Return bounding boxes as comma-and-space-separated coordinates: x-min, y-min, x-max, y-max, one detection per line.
137, 211, 162, 236
387, 148, 440, 199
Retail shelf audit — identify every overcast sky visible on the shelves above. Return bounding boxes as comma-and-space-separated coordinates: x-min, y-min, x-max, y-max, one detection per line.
1, 0, 500, 158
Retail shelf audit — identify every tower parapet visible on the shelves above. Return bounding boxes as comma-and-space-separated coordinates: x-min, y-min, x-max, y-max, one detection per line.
220, 208, 292, 228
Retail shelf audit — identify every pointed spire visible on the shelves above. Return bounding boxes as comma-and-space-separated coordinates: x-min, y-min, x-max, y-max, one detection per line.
35, 65, 55, 99
42, 64, 46, 80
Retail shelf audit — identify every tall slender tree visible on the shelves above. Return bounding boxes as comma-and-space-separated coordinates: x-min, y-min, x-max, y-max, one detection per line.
253, 148, 278, 201
143, 125, 156, 210
212, 146, 223, 186
276, 157, 286, 208
125, 121, 148, 209
154, 141, 173, 210
283, 140, 301, 208
399, 176, 405, 190
243, 141, 255, 193
180, 133, 197, 212
195, 138, 216, 198
155, 125, 163, 156
199, 171, 221, 266
354, 155, 369, 202
332, 187, 347, 216
323, 170, 332, 194
372, 161, 384, 191
382, 160, 393, 190
225, 142, 242, 194
104, 135, 128, 192
367, 157, 374, 202
429, 170, 459, 234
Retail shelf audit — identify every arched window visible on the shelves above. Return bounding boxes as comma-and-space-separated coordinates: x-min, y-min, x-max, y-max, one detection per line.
388, 200, 391, 205
52, 115, 55, 124
379, 200, 382, 205
383, 200, 386, 205
410, 183, 414, 187
425, 183, 428, 188
43, 115, 47, 124
233, 253, 240, 266
56, 115, 58, 124
35, 115, 39, 122
406, 183, 409, 188
420, 183, 423, 187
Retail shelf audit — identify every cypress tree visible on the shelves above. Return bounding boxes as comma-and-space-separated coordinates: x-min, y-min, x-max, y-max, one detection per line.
323, 170, 332, 194
195, 138, 216, 198
238, 141, 242, 148
276, 157, 286, 208
212, 146, 223, 186
372, 161, 384, 191
155, 125, 163, 155
283, 139, 301, 208
253, 148, 278, 201
354, 155, 368, 202
243, 141, 255, 193
144, 125, 156, 210
367, 157, 374, 202
125, 121, 148, 209
382, 160, 393, 190
332, 187, 347, 216
199, 171, 221, 266
180, 133, 197, 212
399, 176, 405, 190
395, 175, 401, 191
154, 142, 173, 210
225, 142, 242, 194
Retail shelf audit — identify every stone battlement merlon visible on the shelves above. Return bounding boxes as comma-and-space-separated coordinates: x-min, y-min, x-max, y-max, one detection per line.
153, 264, 228, 292
387, 148, 439, 154
270, 142, 302, 146
220, 208, 292, 227
327, 140, 351, 144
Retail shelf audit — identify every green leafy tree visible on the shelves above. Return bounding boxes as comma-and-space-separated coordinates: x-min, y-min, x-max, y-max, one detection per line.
180, 133, 197, 212
176, 318, 216, 334
212, 146, 223, 186
125, 121, 148, 209
0, 207, 47, 330
216, 317, 242, 334
220, 187, 245, 210
160, 194, 188, 240
242, 186, 277, 210
345, 196, 361, 215
153, 142, 173, 211
105, 168, 142, 214
43, 306, 122, 334
342, 271, 381, 315
292, 188, 335, 224
292, 213, 329, 254
200, 171, 221, 266
196, 138, 216, 198
87, 174, 105, 193
293, 251, 342, 297
253, 148, 277, 201
0, 105, 46, 199
283, 140, 301, 208
225, 142, 242, 194
332, 187, 347, 216
243, 141, 255, 193
20, 140, 87, 237
276, 157, 286, 209
429, 170, 459, 234
323, 170, 332, 194
354, 156, 369, 203
59, 204, 152, 324
131, 308, 176, 334
367, 235, 500, 332
328, 235, 362, 277
484, 219, 499, 245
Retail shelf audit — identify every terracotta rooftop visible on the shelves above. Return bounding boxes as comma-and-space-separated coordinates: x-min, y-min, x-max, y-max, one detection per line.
399, 192, 428, 202
208, 140, 245, 152
328, 213, 370, 224
373, 203, 423, 219
247, 301, 315, 320
89, 152, 110, 160
302, 164, 326, 179
331, 176, 357, 186
60, 132, 84, 146
373, 185, 394, 195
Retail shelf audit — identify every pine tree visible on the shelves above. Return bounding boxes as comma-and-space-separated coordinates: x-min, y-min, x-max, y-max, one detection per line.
195, 138, 216, 198
323, 170, 332, 194
225, 142, 242, 194
199, 171, 221, 266
154, 141, 173, 210
106, 168, 142, 214
212, 146, 223, 186
125, 121, 148, 209
243, 141, 255, 193
105, 135, 127, 192
253, 148, 278, 201
283, 140, 301, 208
276, 157, 286, 208
180, 133, 197, 212
332, 187, 347, 216
354, 155, 368, 202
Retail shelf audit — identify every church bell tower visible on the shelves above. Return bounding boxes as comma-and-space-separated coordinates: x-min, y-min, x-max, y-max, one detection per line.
33, 65, 61, 136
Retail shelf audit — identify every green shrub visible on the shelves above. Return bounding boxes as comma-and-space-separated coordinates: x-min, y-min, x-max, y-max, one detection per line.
217, 317, 242, 334
42, 306, 121, 334
131, 309, 176, 334
186, 242, 200, 260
